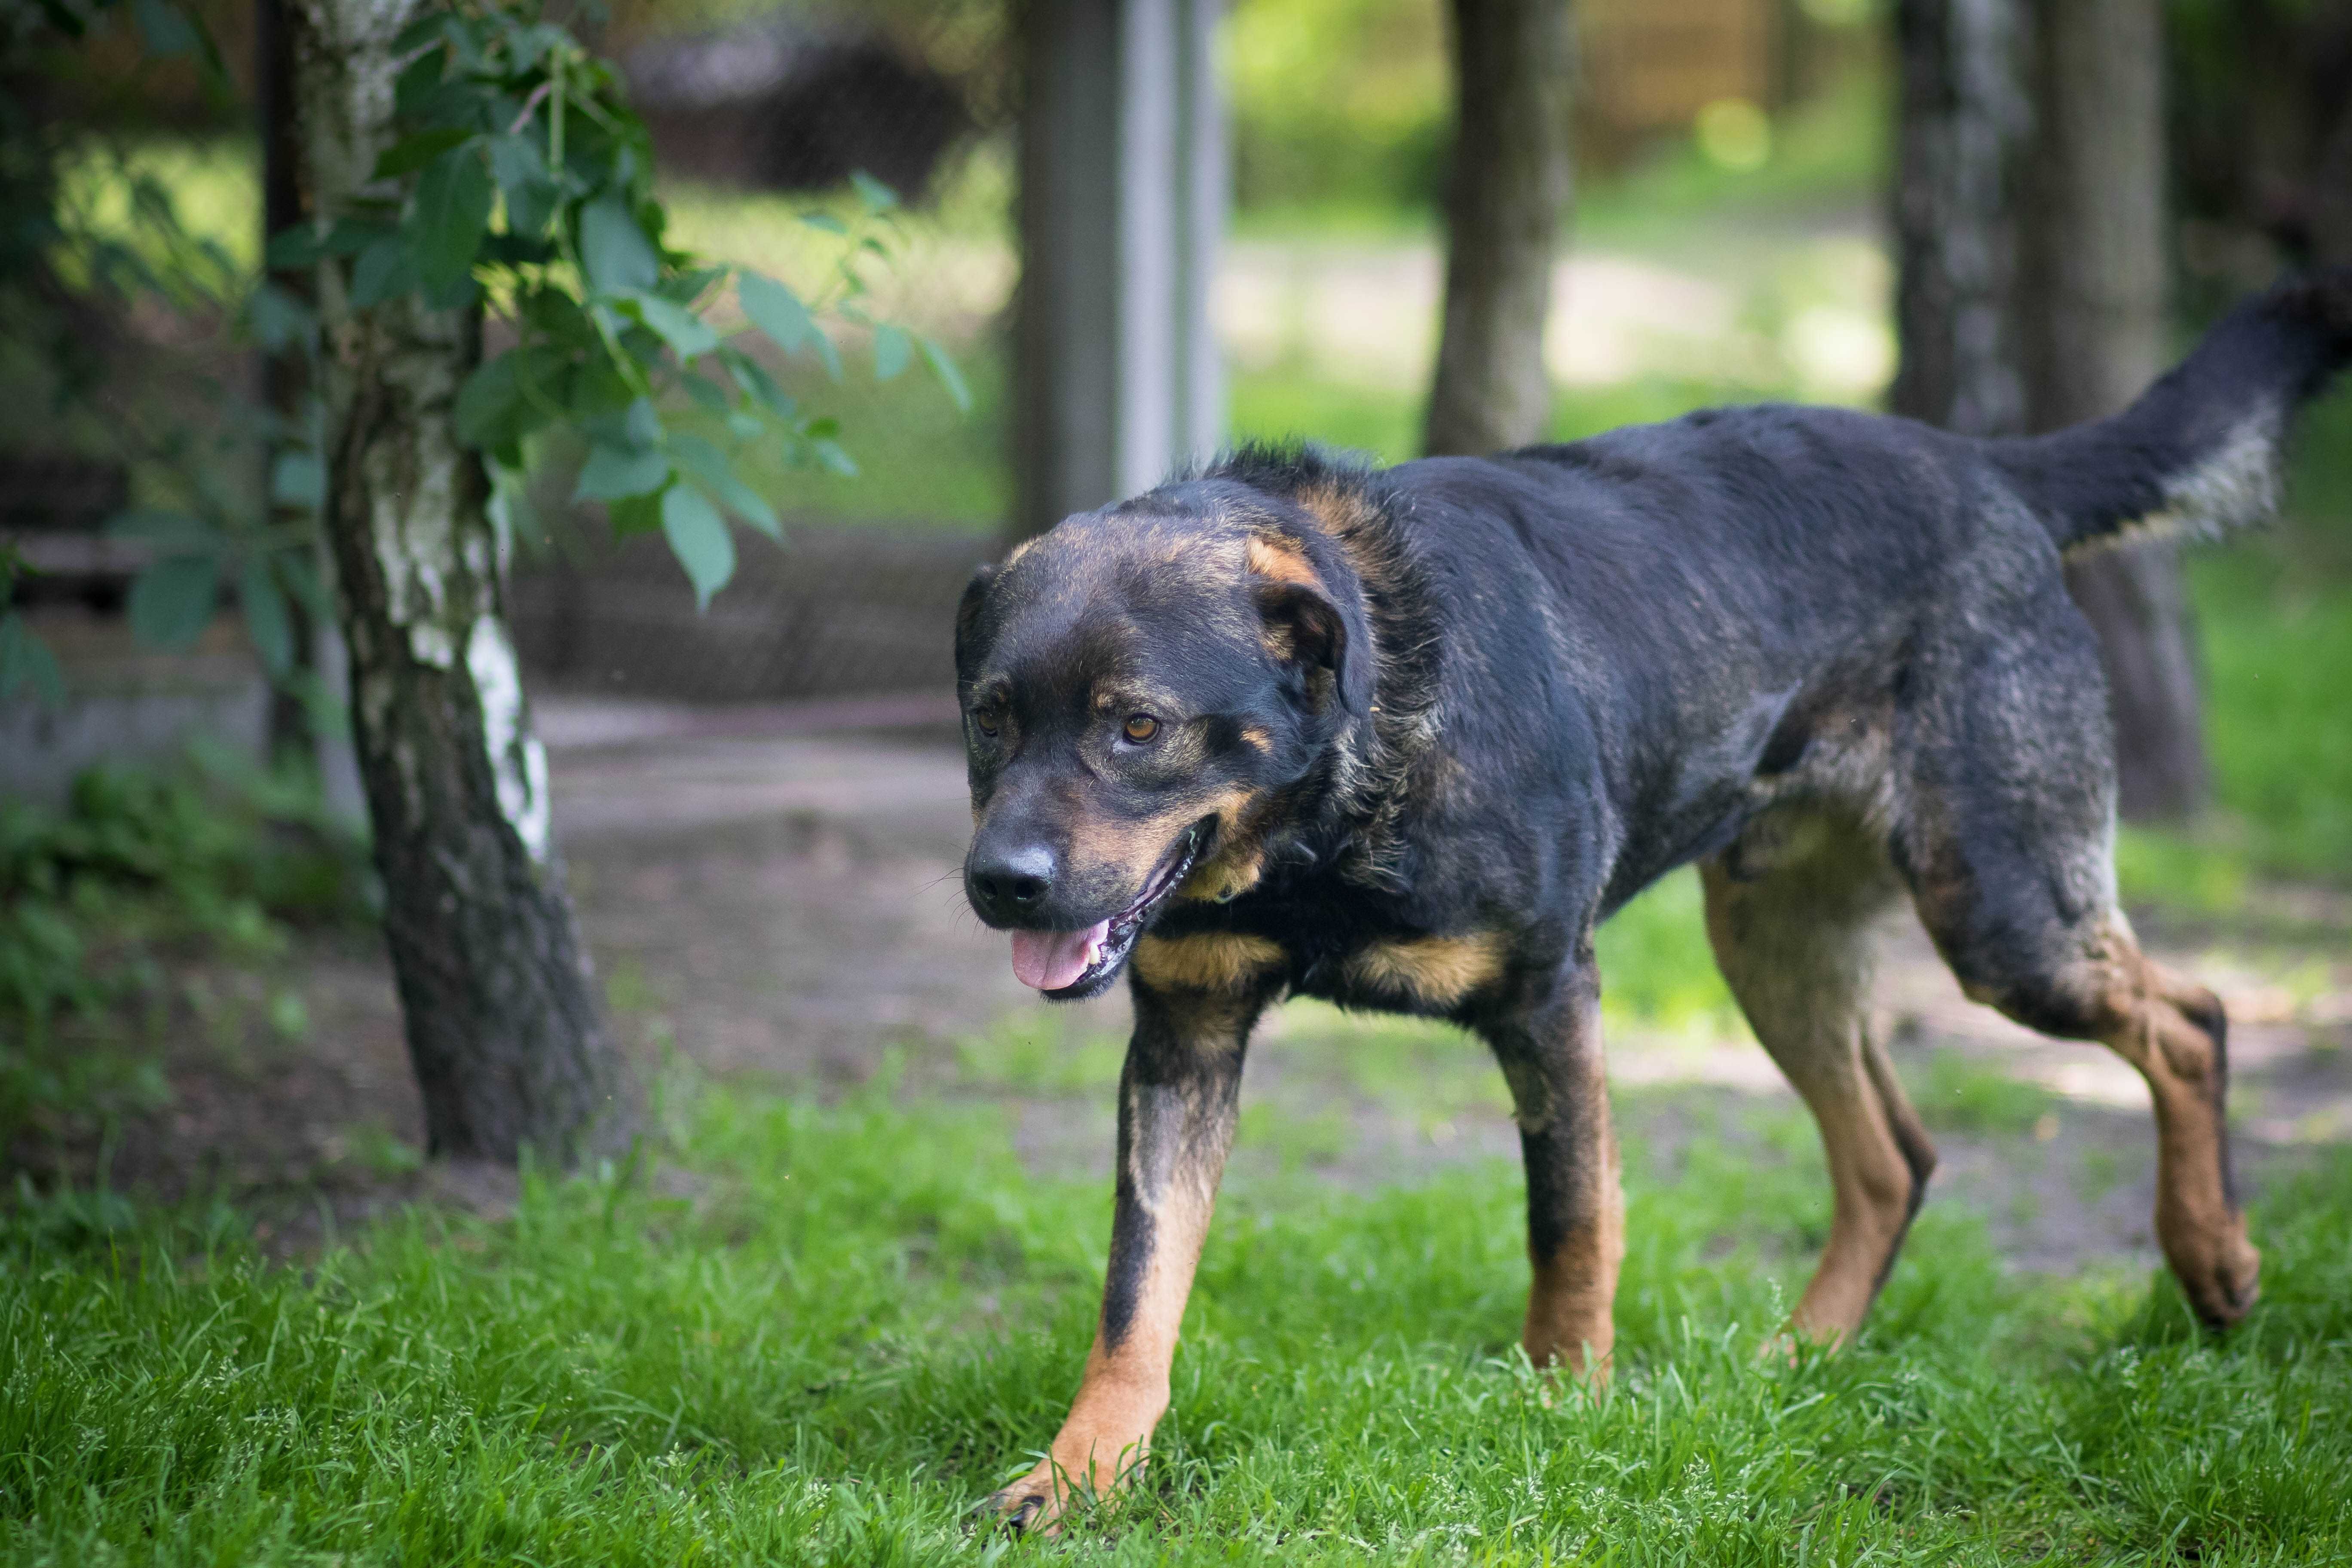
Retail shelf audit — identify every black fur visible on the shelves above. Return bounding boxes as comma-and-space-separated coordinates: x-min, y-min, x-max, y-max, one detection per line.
954, 273, 2346, 1378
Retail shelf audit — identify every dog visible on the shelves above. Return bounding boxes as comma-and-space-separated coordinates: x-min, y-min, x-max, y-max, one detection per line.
953, 271, 2352, 1530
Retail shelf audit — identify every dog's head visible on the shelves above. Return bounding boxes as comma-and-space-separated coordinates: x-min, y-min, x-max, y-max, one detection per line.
956, 484, 1371, 999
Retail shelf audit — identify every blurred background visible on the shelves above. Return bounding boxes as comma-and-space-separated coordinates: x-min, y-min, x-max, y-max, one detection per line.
2, 0, 2347, 1256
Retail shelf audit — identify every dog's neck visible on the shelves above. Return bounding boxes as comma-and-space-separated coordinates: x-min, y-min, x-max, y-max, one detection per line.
1270, 476, 1447, 893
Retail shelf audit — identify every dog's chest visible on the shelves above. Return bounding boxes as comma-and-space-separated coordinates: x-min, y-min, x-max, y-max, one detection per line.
1151, 879, 1506, 1018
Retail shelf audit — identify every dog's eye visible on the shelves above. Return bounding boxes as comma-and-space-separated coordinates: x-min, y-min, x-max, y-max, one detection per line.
1122, 714, 1160, 744
973, 708, 1000, 738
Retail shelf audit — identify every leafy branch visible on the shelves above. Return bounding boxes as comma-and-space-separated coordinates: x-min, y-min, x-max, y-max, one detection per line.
266, 2, 970, 607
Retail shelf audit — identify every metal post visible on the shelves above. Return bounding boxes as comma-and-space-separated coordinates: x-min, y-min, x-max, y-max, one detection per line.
1014, 0, 1226, 542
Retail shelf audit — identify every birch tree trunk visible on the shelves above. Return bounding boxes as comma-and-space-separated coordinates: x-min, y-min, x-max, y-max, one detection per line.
291, 0, 627, 1164
1422, 0, 1574, 457
2030, 0, 2209, 820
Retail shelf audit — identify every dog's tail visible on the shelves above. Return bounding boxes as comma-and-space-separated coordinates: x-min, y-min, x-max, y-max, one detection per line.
1986, 267, 2352, 556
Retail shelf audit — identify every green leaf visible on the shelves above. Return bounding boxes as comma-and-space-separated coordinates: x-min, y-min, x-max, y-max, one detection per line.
624, 396, 664, 450
264, 225, 328, 269
391, 14, 447, 53
394, 48, 448, 120
660, 484, 735, 609
719, 346, 792, 416
668, 435, 781, 539
578, 194, 660, 296
239, 558, 293, 676
607, 490, 664, 538
486, 134, 560, 238
349, 234, 413, 307
106, 508, 214, 552
277, 552, 332, 623
872, 323, 911, 382
620, 292, 719, 361
245, 282, 315, 352
270, 452, 326, 510
737, 271, 814, 355
128, 555, 222, 649
917, 334, 972, 413
131, 0, 199, 57
808, 437, 858, 477
455, 355, 521, 448
848, 170, 900, 214
410, 144, 493, 297
682, 373, 729, 413
374, 126, 472, 181
575, 444, 671, 501
0, 612, 65, 708
800, 212, 848, 236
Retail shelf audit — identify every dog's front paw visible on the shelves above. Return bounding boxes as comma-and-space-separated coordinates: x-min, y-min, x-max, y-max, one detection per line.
2177, 1221, 2261, 1328
978, 1442, 1141, 1536
980, 1466, 1063, 1534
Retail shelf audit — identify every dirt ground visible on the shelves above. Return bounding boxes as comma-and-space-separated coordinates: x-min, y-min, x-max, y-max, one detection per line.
32, 694, 2352, 1283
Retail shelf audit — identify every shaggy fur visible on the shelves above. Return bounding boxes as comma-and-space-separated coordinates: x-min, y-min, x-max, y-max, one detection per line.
952, 270, 2352, 1531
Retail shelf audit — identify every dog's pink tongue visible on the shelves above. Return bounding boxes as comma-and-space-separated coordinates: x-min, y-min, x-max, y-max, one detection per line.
1011, 922, 1109, 992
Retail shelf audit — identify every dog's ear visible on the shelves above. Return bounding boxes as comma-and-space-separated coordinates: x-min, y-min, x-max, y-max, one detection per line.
1256, 580, 1371, 719
954, 564, 997, 680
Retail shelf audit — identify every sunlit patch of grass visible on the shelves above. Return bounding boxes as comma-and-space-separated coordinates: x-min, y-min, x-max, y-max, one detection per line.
1902, 1049, 2058, 1136
1596, 868, 1743, 1032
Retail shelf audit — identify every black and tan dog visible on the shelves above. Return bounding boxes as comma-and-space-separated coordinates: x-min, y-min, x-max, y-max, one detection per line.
954, 273, 2352, 1529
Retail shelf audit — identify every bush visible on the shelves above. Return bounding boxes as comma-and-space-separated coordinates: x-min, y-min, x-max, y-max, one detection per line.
0, 745, 372, 1142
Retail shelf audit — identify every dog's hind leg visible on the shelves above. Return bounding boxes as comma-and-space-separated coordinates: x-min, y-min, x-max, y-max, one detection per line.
1477, 951, 1625, 1377
1892, 597, 2259, 1328
1701, 817, 1936, 1344
1907, 876, 2260, 1326
985, 944, 1283, 1532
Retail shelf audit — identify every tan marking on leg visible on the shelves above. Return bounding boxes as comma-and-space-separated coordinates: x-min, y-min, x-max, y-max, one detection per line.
1007, 1174, 1212, 1528
988, 989, 1253, 1533
1344, 932, 1507, 1008
2072, 923, 2259, 1325
1700, 826, 1928, 1347
1132, 931, 1285, 994
1524, 1107, 1624, 1378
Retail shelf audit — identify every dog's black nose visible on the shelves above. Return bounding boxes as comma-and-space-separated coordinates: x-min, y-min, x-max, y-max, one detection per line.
969, 843, 1056, 919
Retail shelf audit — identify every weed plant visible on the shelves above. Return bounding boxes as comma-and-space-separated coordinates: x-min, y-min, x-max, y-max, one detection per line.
0, 745, 371, 1146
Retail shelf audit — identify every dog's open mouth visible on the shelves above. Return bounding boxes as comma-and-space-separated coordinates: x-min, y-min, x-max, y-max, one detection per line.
1009, 824, 1207, 1001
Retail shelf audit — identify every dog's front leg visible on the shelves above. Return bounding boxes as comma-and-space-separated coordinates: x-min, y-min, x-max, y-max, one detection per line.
987, 977, 1263, 1532
1482, 953, 1623, 1377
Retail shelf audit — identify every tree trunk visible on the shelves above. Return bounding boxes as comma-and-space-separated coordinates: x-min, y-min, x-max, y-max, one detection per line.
1422, 0, 1574, 457
2029, 0, 2208, 820
291, 0, 628, 1165
1888, 0, 2031, 436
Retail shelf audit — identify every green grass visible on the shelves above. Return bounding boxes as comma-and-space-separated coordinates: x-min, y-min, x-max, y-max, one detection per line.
7, 1080, 2351, 1564
1903, 1050, 2058, 1136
